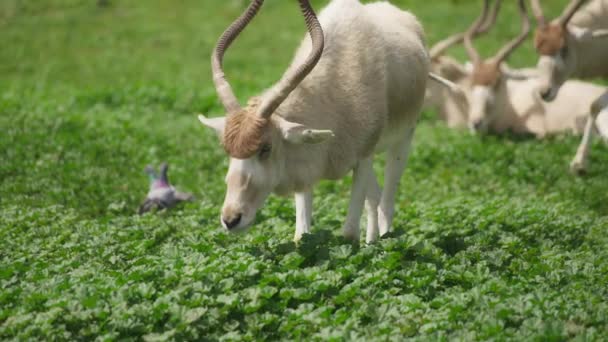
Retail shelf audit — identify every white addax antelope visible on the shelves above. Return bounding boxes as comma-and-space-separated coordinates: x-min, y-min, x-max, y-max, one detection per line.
197, 0, 429, 243
426, 0, 535, 132
530, 0, 608, 173
463, 0, 533, 133
425, 0, 503, 128
425, 0, 608, 139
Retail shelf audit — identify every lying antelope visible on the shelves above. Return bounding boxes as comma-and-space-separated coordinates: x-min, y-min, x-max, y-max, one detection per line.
425, 64, 608, 138
426, 0, 533, 131
463, 0, 532, 132
425, 0, 608, 139
531, 0, 608, 173
198, 0, 429, 243
426, 0, 503, 128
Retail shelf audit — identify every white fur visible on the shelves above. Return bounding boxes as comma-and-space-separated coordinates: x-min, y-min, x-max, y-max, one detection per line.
294, 191, 312, 241
468, 86, 495, 133
200, 0, 429, 242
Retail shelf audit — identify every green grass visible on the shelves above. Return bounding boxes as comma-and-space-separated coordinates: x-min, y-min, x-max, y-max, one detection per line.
2, 0, 608, 340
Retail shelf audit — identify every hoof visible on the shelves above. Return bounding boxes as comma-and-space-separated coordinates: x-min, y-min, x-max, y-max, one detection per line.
569, 160, 587, 175
342, 226, 360, 242
378, 210, 391, 237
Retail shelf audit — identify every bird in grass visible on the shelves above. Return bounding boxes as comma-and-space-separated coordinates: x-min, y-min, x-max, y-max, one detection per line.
139, 163, 193, 214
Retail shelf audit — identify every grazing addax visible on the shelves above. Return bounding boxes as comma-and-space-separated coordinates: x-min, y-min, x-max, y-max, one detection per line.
531, 0, 608, 173
198, 0, 429, 243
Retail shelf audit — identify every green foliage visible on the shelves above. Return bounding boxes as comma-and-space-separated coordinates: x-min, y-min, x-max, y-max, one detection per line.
1, 0, 607, 340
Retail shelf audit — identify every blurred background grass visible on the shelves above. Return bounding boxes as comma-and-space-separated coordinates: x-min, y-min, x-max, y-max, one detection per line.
0, 0, 573, 95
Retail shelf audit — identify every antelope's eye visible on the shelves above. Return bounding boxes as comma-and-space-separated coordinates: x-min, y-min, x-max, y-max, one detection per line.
259, 144, 272, 159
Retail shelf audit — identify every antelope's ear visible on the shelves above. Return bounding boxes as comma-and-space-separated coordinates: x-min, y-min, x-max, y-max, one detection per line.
570, 25, 592, 41
571, 25, 608, 41
275, 116, 334, 144
437, 57, 470, 81
197, 114, 225, 137
464, 61, 473, 73
502, 66, 539, 80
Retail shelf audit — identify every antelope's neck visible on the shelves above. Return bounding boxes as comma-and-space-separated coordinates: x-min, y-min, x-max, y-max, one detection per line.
569, 34, 608, 79
569, 0, 608, 31
567, 0, 608, 78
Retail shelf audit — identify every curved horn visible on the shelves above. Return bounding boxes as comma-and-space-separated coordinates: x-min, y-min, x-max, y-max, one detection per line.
429, 33, 467, 60
428, 72, 465, 96
464, 0, 491, 65
212, 0, 265, 113
479, 0, 502, 33
492, 0, 530, 64
558, 0, 587, 27
256, 0, 324, 119
530, 0, 546, 27
429, 0, 501, 60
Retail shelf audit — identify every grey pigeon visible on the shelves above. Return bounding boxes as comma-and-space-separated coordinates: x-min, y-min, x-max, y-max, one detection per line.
138, 163, 193, 214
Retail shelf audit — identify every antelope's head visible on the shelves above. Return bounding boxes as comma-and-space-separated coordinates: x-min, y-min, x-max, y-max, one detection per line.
530, 0, 607, 101
198, 0, 331, 232
426, 0, 503, 112
465, 0, 529, 133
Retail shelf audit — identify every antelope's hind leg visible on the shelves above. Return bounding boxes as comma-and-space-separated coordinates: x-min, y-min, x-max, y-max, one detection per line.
365, 171, 381, 244
378, 127, 416, 236
342, 157, 375, 241
570, 91, 608, 174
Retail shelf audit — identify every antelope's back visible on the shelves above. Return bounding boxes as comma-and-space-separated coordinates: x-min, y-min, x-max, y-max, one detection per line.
281, 0, 429, 148
363, 1, 429, 128
570, 0, 608, 30
275, 0, 430, 181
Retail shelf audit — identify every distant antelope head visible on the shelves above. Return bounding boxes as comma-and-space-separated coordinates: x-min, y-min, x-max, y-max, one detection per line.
465, 0, 530, 133
531, 0, 606, 101
198, 0, 331, 232
426, 0, 502, 109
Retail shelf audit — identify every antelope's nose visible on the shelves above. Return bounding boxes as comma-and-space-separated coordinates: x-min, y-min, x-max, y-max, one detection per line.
222, 213, 242, 230
473, 120, 483, 131
540, 89, 554, 102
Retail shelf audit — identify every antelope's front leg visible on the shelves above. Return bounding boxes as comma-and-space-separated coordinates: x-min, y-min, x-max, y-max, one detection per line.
293, 190, 312, 242
343, 157, 374, 241
365, 172, 382, 244
570, 91, 608, 174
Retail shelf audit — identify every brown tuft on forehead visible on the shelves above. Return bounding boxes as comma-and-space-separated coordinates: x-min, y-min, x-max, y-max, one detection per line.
534, 24, 565, 56
223, 98, 270, 159
472, 61, 501, 87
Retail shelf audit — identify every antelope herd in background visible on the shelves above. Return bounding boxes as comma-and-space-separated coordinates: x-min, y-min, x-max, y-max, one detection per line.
201, 0, 608, 243
426, 0, 608, 173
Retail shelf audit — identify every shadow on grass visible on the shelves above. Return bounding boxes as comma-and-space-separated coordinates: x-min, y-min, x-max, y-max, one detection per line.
479, 130, 538, 142
433, 233, 469, 256
294, 229, 362, 267
379, 226, 407, 240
